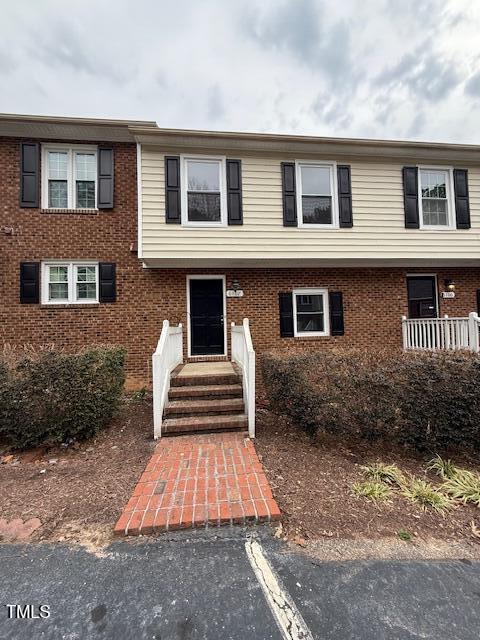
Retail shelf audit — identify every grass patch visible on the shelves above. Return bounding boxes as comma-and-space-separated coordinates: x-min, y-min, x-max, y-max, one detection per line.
353, 481, 392, 503
401, 479, 454, 515
442, 469, 480, 506
398, 529, 412, 541
427, 455, 458, 480
360, 462, 405, 486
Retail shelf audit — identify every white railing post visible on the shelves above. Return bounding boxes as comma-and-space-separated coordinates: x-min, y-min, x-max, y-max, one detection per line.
468, 312, 480, 353
243, 318, 256, 439
401, 315, 408, 349
231, 318, 256, 438
152, 320, 184, 439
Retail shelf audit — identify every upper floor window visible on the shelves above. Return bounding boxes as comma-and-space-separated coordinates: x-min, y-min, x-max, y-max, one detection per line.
182, 156, 226, 226
41, 261, 99, 305
419, 168, 454, 229
296, 162, 338, 228
42, 145, 97, 210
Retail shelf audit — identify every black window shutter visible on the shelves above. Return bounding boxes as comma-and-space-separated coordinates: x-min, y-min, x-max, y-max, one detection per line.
403, 167, 419, 229
99, 263, 116, 303
279, 292, 294, 337
97, 148, 114, 209
226, 159, 243, 225
453, 169, 470, 229
329, 292, 344, 336
281, 162, 297, 227
165, 156, 181, 223
337, 165, 353, 228
20, 262, 40, 303
20, 142, 39, 208
477, 289, 480, 316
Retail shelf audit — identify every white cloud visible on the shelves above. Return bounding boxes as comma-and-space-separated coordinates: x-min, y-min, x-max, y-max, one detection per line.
1, 0, 479, 142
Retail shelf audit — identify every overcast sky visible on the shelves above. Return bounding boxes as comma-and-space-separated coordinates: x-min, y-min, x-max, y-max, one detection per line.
1, 0, 480, 142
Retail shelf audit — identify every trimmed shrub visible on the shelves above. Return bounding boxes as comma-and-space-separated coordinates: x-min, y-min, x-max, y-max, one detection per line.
0, 345, 126, 449
261, 350, 480, 451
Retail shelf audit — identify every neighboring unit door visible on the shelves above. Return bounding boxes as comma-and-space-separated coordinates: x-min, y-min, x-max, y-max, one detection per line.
407, 276, 438, 318
189, 279, 225, 356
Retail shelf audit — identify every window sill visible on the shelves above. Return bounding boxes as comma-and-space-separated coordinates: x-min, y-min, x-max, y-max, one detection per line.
40, 209, 98, 216
181, 223, 227, 229
40, 303, 100, 310
297, 225, 340, 230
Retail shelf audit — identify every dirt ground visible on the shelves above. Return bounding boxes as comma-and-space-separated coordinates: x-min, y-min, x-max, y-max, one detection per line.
2, 396, 480, 550
255, 405, 480, 546
0, 396, 155, 543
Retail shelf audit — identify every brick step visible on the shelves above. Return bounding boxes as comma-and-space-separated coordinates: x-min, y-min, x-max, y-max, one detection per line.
165, 397, 245, 417
168, 384, 243, 400
171, 373, 240, 387
162, 413, 247, 435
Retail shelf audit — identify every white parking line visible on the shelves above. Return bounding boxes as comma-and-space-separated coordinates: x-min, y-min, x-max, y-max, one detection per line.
245, 536, 314, 640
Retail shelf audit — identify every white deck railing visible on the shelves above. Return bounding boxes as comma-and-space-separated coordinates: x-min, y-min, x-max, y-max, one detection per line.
231, 319, 256, 438
152, 320, 183, 438
402, 312, 480, 352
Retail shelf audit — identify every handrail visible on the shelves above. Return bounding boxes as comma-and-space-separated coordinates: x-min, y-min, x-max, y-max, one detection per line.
152, 320, 183, 438
231, 318, 256, 438
402, 312, 480, 352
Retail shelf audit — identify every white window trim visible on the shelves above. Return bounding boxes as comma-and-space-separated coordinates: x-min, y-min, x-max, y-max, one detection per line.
41, 261, 99, 305
180, 154, 227, 228
41, 144, 98, 211
295, 160, 339, 229
417, 165, 456, 231
292, 288, 330, 337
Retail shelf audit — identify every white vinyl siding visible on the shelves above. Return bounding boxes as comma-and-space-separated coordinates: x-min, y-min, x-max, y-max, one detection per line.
140, 146, 480, 262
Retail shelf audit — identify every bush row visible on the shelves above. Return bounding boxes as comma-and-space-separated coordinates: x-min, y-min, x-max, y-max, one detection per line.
0, 345, 126, 449
261, 350, 480, 451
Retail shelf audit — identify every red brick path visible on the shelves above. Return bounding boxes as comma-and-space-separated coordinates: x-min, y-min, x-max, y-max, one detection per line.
114, 432, 280, 536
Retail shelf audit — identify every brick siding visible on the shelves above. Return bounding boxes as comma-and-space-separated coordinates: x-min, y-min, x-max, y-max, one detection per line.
1, 136, 479, 388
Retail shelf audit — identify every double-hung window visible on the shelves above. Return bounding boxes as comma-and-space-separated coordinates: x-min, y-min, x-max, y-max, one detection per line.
296, 162, 338, 227
418, 168, 454, 229
42, 262, 99, 305
292, 288, 329, 337
42, 145, 97, 210
182, 157, 226, 226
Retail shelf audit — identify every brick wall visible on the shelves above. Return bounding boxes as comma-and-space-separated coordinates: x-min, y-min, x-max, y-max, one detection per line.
1, 136, 479, 388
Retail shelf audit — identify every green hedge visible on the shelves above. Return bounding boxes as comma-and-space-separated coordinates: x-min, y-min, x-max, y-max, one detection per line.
0, 346, 126, 449
261, 350, 480, 451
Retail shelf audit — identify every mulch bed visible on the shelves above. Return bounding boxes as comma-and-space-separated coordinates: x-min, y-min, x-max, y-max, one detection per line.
0, 396, 155, 542
2, 396, 480, 545
255, 405, 480, 544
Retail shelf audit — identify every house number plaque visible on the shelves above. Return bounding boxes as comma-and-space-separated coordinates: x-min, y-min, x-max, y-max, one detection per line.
226, 290, 244, 298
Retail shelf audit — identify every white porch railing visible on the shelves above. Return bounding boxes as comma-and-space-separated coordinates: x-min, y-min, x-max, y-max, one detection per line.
231, 319, 256, 438
152, 320, 183, 438
402, 312, 480, 352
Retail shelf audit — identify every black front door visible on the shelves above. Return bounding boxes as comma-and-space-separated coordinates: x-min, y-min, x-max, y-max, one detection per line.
189, 279, 224, 355
407, 276, 438, 318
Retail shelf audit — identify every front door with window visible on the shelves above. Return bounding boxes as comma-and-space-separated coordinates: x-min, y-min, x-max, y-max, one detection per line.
407, 276, 438, 318
189, 279, 225, 356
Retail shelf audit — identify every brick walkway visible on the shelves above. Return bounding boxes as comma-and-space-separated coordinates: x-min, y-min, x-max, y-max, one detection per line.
114, 432, 280, 536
